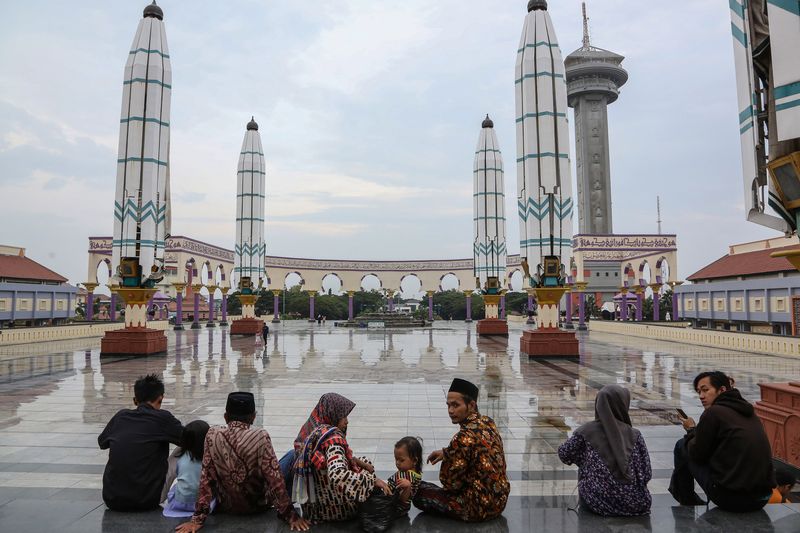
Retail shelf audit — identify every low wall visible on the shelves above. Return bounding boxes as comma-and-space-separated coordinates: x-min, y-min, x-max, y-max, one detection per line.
590, 320, 800, 357
0, 321, 169, 346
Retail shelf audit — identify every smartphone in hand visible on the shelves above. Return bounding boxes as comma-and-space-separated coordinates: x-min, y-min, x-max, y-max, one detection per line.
676, 408, 688, 419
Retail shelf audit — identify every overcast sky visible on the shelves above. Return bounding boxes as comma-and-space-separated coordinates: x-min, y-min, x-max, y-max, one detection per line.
0, 0, 782, 286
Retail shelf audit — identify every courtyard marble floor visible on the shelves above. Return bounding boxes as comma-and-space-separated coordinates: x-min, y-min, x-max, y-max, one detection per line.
0, 321, 799, 532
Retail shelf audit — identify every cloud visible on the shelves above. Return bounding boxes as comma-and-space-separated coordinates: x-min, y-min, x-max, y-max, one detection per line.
289, 1, 436, 95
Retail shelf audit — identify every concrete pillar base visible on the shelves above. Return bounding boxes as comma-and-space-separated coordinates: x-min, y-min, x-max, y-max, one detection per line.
191, 323, 202, 329
520, 329, 579, 357
464, 319, 473, 323
173, 325, 184, 331
230, 317, 264, 336
476, 318, 508, 336
218, 321, 228, 327
206, 322, 216, 328
564, 322, 574, 330
577, 324, 588, 331
272, 318, 280, 324
100, 327, 167, 356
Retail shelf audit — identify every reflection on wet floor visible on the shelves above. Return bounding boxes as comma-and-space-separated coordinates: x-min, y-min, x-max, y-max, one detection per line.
1, 322, 800, 531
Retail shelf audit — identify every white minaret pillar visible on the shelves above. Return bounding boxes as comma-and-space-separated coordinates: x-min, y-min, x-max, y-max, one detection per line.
515, 0, 573, 286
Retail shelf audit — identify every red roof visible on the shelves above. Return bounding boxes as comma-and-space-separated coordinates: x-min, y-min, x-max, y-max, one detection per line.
687, 245, 796, 281
0, 254, 68, 283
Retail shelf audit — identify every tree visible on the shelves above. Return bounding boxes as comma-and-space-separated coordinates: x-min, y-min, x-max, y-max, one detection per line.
505, 292, 528, 315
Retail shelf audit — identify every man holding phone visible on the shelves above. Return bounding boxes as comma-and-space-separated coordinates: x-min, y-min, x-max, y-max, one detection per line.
669, 371, 775, 511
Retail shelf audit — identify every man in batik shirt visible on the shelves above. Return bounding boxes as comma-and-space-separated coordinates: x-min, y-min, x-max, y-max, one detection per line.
413, 378, 510, 522
175, 392, 310, 532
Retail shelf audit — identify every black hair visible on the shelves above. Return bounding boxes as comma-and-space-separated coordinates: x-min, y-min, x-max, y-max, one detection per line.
775, 467, 797, 487
692, 371, 731, 393
134, 374, 165, 403
461, 393, 478, 406
178, 420, 210, 462
395, 436, 423, 473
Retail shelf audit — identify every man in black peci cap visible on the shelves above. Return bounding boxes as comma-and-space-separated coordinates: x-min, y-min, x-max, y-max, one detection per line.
176, 392, 310, 532
412, 378, 510, 522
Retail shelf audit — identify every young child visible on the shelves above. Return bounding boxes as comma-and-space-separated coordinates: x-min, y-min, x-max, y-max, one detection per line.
387, 436, 423, 513
161, 420, 212, 517
98, 374, 183, 511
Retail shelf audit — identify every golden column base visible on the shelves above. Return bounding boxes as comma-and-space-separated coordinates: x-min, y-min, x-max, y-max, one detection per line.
239, 294, 258, 319
533, 287, 569, 330
113, 287, 159, 328
483, 294, 501, 319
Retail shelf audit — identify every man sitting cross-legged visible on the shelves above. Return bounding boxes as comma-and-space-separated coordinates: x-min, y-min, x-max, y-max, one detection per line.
98, 373, 184, 511
670, 371, 775, 512
175, 392, 310, 532
412, 378, 510, 522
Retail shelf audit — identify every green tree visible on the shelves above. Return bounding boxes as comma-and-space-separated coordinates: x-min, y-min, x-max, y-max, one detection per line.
504, 292, 528, 315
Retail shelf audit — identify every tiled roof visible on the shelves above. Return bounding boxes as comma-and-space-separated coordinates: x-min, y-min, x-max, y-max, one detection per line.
0, 254, 68, 283
687, 245, 797, 281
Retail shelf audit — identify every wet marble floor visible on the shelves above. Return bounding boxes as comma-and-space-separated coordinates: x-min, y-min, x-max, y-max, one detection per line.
0, 321, 799, 532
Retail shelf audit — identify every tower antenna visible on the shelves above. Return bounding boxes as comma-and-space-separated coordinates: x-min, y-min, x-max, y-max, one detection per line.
657, 196, 663, 235
582, 2, 590, 49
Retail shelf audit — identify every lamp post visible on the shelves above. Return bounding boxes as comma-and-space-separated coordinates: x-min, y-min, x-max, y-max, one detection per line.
271, 290, 281, 323
426, 290, 435, 322
463, 290, 473, 323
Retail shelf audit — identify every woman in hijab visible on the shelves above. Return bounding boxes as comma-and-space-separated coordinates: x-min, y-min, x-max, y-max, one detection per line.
290, 393, 388, 522
558, 384, 652, 516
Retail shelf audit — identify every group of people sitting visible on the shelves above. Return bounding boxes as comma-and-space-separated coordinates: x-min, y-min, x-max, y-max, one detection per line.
98, 376, 510, 531
558, 371, 795, 516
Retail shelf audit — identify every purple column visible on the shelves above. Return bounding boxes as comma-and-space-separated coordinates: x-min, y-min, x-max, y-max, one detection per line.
620, 293, 628, 321
636, 292, 643, 321
500, 295, 506, 320
388, 294, 394, 312
207, 291, 215, 327
110, 293, 117, 321
348, 293, 354, 321
174, 291, 183, 330
672, 291, 678, 320
428, 293, 434, 321
565, 293, 573, 328
653, 291, 660, 321
578, 291, 586, 330
220, 293, 228, 325
308, 294, 315, 322
192, 291, 200, 329
465, 294, 472, 322
86, 292, 94, 321
272, 292, 280, 323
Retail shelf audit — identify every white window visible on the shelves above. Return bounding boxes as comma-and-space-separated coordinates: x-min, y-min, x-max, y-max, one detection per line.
777, 299, 786, 312
754, 299, 763, 311
0, 300, 5, 311
734, 299, 743, 311
18, 300, 28, 310
38, 300, 47, 311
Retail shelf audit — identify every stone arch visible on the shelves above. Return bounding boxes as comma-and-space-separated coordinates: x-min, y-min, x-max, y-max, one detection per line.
360, 273, 382, 292
622, 263, 636, 288
638, 259, 652, 286
201, 261, 212, 285
285, 272, 304, 289
508, 269, 524, 292
321, 273, 344, 295
439, 272, 460, 292
400, 274, 422, 299
655, 256, 671, 286
214, 264, 226, 287
183, 257, 199, 286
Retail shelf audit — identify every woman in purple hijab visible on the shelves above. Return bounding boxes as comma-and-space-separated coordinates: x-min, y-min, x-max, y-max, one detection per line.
558, 384, 652, 516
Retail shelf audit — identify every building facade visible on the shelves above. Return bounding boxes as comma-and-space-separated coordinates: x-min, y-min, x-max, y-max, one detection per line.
676, 237, 800, 335
0, 246, 77, 327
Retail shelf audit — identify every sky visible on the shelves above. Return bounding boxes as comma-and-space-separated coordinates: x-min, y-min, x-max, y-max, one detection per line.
0, 0, 782, 287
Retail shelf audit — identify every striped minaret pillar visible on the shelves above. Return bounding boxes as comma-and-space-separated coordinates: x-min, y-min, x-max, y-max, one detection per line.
234, 117, 267, 292
112, 1, 171, 284
515, 0, 573, 285
473, 115, 507, 323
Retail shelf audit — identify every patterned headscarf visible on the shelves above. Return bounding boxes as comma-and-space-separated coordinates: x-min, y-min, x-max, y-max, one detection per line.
293, 393, 355, 452
292, 394, 358, 505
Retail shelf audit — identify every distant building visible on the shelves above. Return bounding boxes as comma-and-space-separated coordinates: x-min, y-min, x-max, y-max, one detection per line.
675, 237, 800, 335
0, 245, 77, 327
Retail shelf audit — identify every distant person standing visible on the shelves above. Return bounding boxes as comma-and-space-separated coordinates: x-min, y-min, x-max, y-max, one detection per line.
317, 314, 322, 325
98, 374, 183, 511
262, 323, 269, 343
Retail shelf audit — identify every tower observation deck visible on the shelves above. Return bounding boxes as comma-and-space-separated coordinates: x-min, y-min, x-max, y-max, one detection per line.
565, 3, 628, 235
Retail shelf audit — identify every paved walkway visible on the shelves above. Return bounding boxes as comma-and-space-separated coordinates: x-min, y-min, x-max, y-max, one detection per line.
0, 322, 798, 532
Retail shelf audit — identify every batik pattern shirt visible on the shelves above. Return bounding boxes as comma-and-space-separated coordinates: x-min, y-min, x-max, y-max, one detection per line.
557, 432, 652, 516
191, 422, 295, 525
387, 470, 422, 512
440, 413, 510, 521
301, 444, 376, 522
